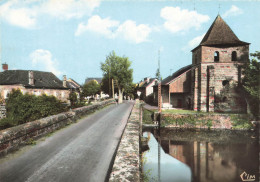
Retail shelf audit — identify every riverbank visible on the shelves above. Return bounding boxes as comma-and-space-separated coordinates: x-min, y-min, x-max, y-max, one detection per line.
143, 105, 255, 130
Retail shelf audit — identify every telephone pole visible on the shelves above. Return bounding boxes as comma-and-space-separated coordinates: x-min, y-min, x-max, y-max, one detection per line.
158, 50, 162, 113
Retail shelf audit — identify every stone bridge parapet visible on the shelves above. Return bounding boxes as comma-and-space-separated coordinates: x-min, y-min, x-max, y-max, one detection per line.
0, 99, 115, 157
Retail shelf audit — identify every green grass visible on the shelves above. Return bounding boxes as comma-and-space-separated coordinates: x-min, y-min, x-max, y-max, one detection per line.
162, 109, 200, 114
142, 109, 154, 124
230, 114, 253, 129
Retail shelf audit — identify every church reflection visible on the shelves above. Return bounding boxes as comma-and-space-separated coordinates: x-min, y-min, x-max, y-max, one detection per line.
143, 128, 259, 182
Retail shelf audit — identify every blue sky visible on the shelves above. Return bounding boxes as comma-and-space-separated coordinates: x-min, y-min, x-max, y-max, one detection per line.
1, 0, 260, 84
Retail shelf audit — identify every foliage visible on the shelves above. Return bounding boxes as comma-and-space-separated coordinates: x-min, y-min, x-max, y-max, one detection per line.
0, 94, 4, 104
100, 76, 110, 95
82, 80, 101, 97
0, 89, 67, 129
231, 115, 253, 129
242, 51, 260, 118
69, 92, 78, 107
162, 109, 200, 114
124, 83, 137, 100
142, 108, 154, 124
163, 114, 212, 128
155, 68, 162, 81
101, 51, 133, 103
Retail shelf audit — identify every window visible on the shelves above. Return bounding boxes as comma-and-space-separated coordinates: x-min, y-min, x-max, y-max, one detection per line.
214, 51, 219, 62
222, 80, 229, 87
232, 51, 237, 61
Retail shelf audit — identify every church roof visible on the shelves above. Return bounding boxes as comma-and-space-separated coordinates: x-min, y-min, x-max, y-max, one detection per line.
192, 15, 249, 51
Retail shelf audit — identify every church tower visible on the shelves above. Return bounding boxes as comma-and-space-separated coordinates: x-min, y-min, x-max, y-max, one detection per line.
191, 15, 249, 112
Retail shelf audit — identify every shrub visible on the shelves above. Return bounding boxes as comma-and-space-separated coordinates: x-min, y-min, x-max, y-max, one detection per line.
1, 89, 68, 128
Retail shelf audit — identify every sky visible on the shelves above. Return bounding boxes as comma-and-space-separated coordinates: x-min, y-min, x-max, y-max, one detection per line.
0, 0, 260, 85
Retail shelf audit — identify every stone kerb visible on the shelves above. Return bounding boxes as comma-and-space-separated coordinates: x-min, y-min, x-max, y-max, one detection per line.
109, 101, 140, 182
0, 99, 115, 157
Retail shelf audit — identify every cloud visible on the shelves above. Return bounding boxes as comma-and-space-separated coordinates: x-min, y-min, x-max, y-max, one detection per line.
0, 0, 100, 28
0, 0, 37, 28
75, 15, 152, 44
160, 6, 210, 33
188, 34, 205, 48
30, 49, 62, 76
116, 20, 151, 44
182, 34, 205, 51
223, 5, 243, 18
41, 0, 100, 19
75, 15, 119, 37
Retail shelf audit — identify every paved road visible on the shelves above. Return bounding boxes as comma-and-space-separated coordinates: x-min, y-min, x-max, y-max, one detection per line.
0, 101, 135, 182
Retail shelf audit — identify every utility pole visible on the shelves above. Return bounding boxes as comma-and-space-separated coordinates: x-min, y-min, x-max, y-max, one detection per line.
158, 50, 162, 113
112, 79, 115, 99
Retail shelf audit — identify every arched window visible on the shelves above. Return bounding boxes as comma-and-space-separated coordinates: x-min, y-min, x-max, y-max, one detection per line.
214, 51, 219, 62
232, 51, 237, 61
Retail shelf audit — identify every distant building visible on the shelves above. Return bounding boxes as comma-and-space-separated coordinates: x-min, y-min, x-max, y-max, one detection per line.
85, 77, 102, 85
0, 66, 70, 102
137, 77, 157, 100
154, 15, 249, 112
66, 78, 82, 98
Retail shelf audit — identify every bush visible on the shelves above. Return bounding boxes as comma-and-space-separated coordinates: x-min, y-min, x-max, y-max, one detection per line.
1, 89, 68, 129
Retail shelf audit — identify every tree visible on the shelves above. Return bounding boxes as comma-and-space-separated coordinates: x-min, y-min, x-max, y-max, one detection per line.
101, 51, 133, 103
82, 80, 101, 98
124, 83, 137, 100
155, 68, 162, 81
242, 51, 260, 118
69, 92, 78, 107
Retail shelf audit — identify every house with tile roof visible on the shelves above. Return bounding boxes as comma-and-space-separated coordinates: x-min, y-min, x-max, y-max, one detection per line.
154, 15, 249, 112
0, 68, 70, 103
137, 77, 157, 101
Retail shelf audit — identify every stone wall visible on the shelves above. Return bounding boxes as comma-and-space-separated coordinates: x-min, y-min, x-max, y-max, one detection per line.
109, 101, 140, 182
0, 105, 6, 119
160, 113, 251, 129
192, 45, 248, 113
0, 99, 115, 157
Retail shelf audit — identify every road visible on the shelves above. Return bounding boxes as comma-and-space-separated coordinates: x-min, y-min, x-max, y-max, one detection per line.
0, 101, 135, 182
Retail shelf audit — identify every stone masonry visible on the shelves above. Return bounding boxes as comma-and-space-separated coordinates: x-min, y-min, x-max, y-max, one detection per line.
109, 101, 140, 182
0, 105, 6, 119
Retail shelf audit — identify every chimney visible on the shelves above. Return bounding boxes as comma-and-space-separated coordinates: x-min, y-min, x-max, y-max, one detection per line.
29, 71, 34, 85
2, 63, 8, 71
63, 75, 67, 87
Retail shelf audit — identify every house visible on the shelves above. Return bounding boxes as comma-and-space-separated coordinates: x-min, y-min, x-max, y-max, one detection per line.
0, 65, 70, 103
66, 77, 82, 98
154, 15, 249, 113
137, 77, 157, 100
154, 65, 192, 108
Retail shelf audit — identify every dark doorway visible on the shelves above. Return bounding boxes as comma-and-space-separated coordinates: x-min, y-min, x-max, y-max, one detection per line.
177, 99, 182, 108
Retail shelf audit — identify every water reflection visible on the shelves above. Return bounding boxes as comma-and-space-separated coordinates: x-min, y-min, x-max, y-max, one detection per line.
142, 128, 259, 182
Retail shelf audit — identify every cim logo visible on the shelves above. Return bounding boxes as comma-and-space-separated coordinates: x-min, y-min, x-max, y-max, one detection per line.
240, 171, 256, 181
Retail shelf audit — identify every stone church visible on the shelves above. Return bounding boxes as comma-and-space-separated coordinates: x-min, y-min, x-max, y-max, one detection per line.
154, 15, 249, 113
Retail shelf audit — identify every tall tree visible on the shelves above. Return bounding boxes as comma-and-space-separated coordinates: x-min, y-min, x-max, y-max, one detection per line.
242, 51, 260, 118
101, 51, 133, 103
